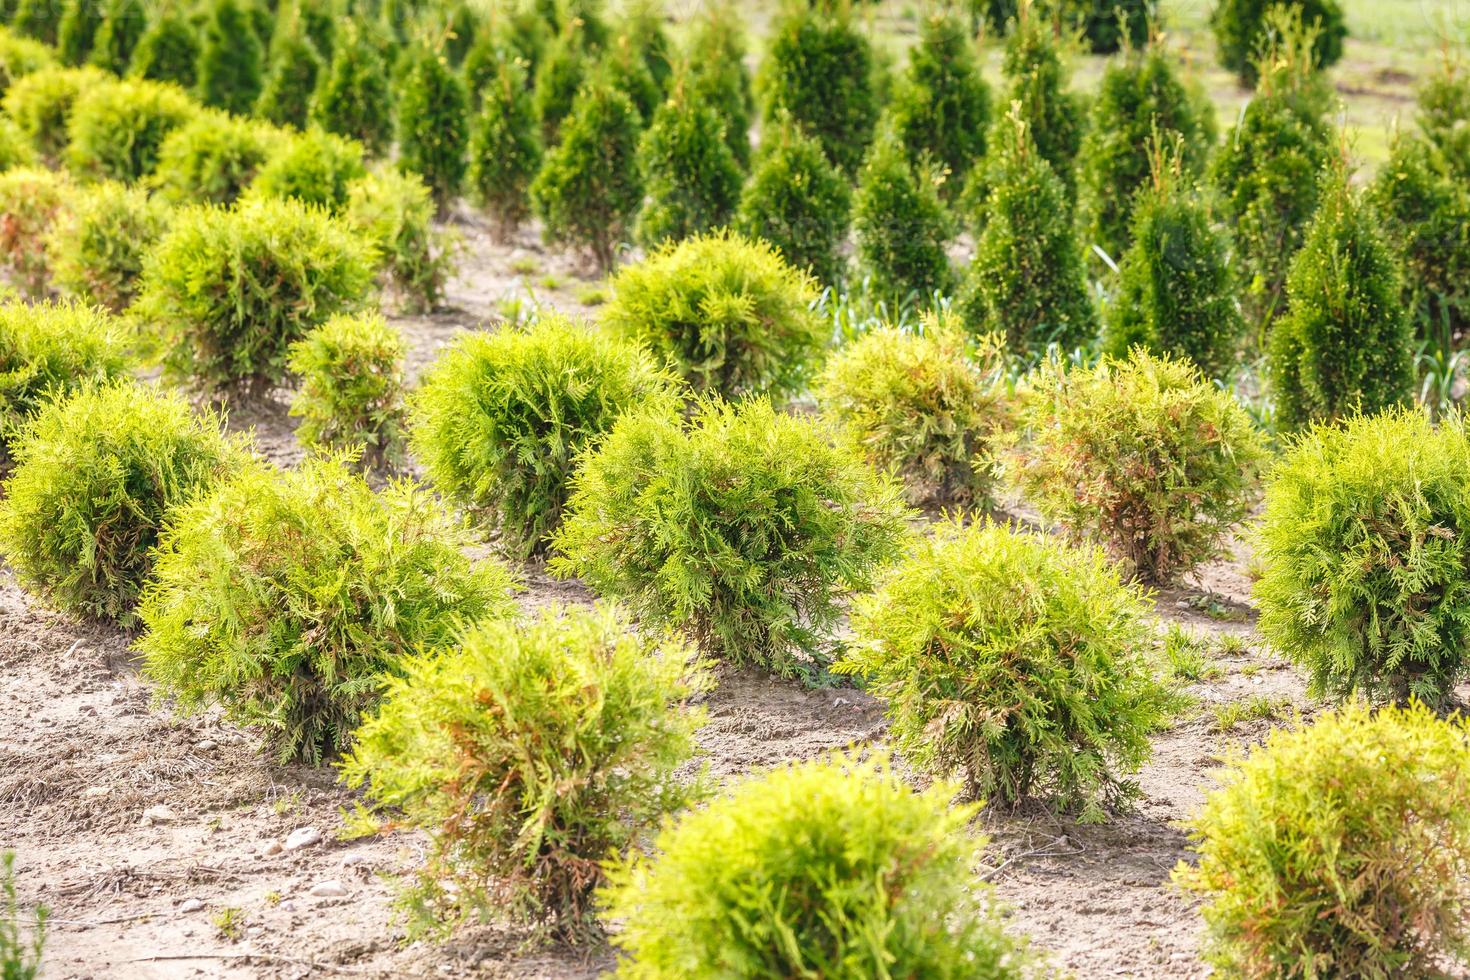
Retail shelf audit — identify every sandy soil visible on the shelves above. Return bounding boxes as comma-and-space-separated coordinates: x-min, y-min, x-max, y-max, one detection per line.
0, 215, 1399, 979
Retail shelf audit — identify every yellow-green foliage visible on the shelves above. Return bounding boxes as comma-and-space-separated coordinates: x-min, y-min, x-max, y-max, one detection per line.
287, 313, 408, 473
817, 313, 1010, 508
601, 231, 825, 400
137, 457, 520, 764
1011, 351, 1265, 584
342, 168, 454, 314
3, 66, 107, 164
46, 180, 169, 312
249, 127, 366, 212
0, 115, 35, 173
1176, 703, 1470, 977
65, 77, 199, 182
601, 751, 1036, 978
151, 110, 280, 205
341, 604, 708, 938
0, 382, 238, 624
0, 166, 68, 297
410, 315, 680, 558
1254, 409, 1470, 706
838, 520, 1169, 820
551, 397, 910, 677
0, 28, 55, 94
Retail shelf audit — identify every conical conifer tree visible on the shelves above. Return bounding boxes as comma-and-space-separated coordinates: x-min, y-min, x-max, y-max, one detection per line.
962, 104, 1096, 354
602, 30, 661, 124
56, 0, 101, 65
621, 0, 672, 93
532, 20, 591, 144
994, 4, 1086, 207
88, 0, 146, 74
888, 9, 990, 199
1103, 140, 1242, 379
1269, 161, 1412, 430
1211, 0, 1345, 85
757, 0, 878, 175
634, 77, 742, 249
396, 42, 469, 212
128, 5, 199, 88
196, 0, 264, 114
735, 113, 849, 286
311, 22, 392, 156
684, 1, 752, 169
257, 12, 323, 129
13, 0, 61, 46
1415, 55, 1470, 181
852, 123, 954, 303
467, 56, 541, 239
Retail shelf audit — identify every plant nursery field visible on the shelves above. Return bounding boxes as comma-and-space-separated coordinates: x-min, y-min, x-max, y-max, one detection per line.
4, 0, 1470, 978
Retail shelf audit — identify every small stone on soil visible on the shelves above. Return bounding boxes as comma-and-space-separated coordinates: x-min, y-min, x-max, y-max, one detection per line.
284, 826, 322, 851
263, 841, 284, 857
179, 898, 204, 914
309, 879, 348, 898
142, 804, 178, 825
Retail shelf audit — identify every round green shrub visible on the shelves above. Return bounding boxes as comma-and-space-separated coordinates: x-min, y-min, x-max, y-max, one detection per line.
0, 381, 238, 624
151, 109, 280, 205
395, 42, 469, 212
45, 180, 169, 312
137, 455, 520, 764
343, 168, 454, 313
1254, 408, 1470, 705
466, 56, 540, 240
342, 603, 707, 938
851, 125, 953, 304
136, 196, 375, 394
601, 231, 825, 400
311, 21, 392, 156
997, 7, 1086, 206
551, 397, 909, 676
1268, 169, 1413, 431
734, 114, 849, 286
633, 80, 742, 249
602, 750, 1035, 978
86, 0, 145, 75
683, 1, 752, 169
249, 127, 366, 212
817, 313, 1009, 508
838, 519, 1169, 819
3, 65, 106, 164
888, 8, 990, 198
0, 299, 132, 453
1212, 0, 1345, 85
194, 0, 263, 114
0, 165, 68, 297
65, 77, 199, 182
1011, 350, 1265, 584
757, 1, 877, 176
127, 4, 199, 88
410, 314, 679, 558
287, 312, 408, 472
530, 79, 642, 273
1175, 702, 1470, 976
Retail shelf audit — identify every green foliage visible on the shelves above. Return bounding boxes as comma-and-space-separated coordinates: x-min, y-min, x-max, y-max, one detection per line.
756, 0, 877, 175
311, 21, 391, 156
0, 116, 33, 172
962, 110, 1096, 355
1079, 44, 1217, 264
838, 519, 1168, 819
817, 313, 1009, 508
127, 5, 198, 88
0, 166, 67, 297
619, 0, 671, 92
1254, 408, 1470, 705
601, 31, 660, 124
1211, 0, 1345, 84
601, 231, 824, 400
396, 43, 469, 211
998, 8, 1086, 206
195, 0, 262, 114
151, 110, 279, 205
530, 79, 642, 272
1268, 168, 1413, 431
1103, 161, 1243, 379
1175, 702, 1470, 977
65, 77, 198, 182
602, 750, 1035, 978
888, 9, 989, 198
466, 56, 540, 239
137, 196, 374, 394
1417, 56, 1470, 174
410, 314, 678, 558
1, 852, 46, 980
138, 456, 519, 764
0, 299, 132, 454
342, 604, 707, 938
852, 126, 953, 303
343, 168, 454, 313
531, 21, 588, 144
633, 81, 742, 249
0, 381, 237, 624
551, 397, 909, 676
734, 114, 849, 285
2, 65, 106, 163
56, 0, 100, 65
86, 0, 144, 74
1011, 350, 1265, 584
1072, 0, 1154, 54
287, 312, 408, 471
10, 0, 60, 47
682, 2, 751, 168
256, 20, 323, 129
0, 27, 55, 94
45, 180, 169, 312
250, 127, 366, 212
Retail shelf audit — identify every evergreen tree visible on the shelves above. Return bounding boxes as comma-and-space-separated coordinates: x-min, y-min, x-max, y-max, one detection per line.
88, 0, 146, 74
1212, 0, 1345, 85
13, 0, 61, 46
621, 0, 672, 93
602, 29, 660, 124
634, 79, 742, 249
257, 11, 323, 129
962, 107, 1096, 355
852, 124, 954, 303
1416, 55, 1470, 181
1269, 164, 1412, 430
440, 0, 479, 67
56, 0, 101, 65
1103, 146, 1242, 379
196, 0, 264, 115
757, 0, 878, 175
311, 21, 392, 156
531, 20, 590, 144
530, 79, 642, 272
396, 42, 469, 212
467, 57, 541, 239
684, 1, 752, 169
129, 5, 199, 88
1079, 42, 1217, 264
994, 6, 1087, 207
735, 113, 850, 286
888, 9, 990, 199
